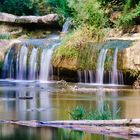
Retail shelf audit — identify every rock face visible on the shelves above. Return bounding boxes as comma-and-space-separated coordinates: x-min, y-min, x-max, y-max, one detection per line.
0, 40, 20, 61
123, 41, 140, 71
0, 12, 59, 25
0, 13, 17, 22
133, 75, 140, 89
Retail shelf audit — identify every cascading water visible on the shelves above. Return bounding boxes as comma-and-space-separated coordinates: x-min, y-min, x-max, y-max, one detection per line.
62, 18, 71, 33
2, 48, 14, 79
96, 48, 108, 84
16, 45, 28, 80
2, 38, 60, 81
29, 48, 38, 80
77, 70, 95, 83
39, 42, 60, 81
39, 48, 53, 81
111, 48, 118, 84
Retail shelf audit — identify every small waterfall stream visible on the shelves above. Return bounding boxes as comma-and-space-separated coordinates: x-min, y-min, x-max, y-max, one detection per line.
39, 48, 53, 81
111, 48, 118, 84
2, 48, 14, 79
29, 48, 38, 80
78, 48, 124, 85
96, 48, 108, 84
17, 45, 28, 80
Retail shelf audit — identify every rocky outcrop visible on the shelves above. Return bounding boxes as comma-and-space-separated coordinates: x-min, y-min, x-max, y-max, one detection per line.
133, 75, 140, 89
0, 40, 20, 61
0, 12, 61, 35
0, 12, 60, 25
123, 40, 140, 71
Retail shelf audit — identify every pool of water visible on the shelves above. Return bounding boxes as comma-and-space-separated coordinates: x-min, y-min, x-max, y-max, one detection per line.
0, 80, 140, 140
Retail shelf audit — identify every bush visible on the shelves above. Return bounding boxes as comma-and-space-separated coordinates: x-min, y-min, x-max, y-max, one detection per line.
117, 2, 140, 28
0, 0, 52, 15
47, 0, 72, 17
0, 0, 37, 15
68, 0, 108, 28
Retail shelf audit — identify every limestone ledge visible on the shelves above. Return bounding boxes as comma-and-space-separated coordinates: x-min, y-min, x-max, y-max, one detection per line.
0, 12, 59, 25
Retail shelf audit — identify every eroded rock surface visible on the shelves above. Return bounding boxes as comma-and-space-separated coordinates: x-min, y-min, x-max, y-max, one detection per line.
0, 12, 59, 25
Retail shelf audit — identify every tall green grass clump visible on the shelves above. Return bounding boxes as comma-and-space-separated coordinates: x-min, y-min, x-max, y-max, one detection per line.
69, 103, 120, 120
0, 33, 11, 40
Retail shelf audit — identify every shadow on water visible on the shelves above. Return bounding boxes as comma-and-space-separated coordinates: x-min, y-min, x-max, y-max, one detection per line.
0, 124, 124, 140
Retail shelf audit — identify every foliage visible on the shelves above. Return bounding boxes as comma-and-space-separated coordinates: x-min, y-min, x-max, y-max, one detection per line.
68, 0, 108, 28
47, 0, 72, 17
0, 33, 11, 40
69, 106, 86, 120
63, 25, 105, 47
0, 0, 37, 15
69, 103, 120, 120
127, 69, 139, 78
116, 1, 140, 28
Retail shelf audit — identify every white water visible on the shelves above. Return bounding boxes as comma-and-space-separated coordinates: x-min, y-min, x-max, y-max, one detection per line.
39, 43, 60, 81
2, 48, 14, 78
29, 48, 38, 80
39, 49, 53, 81
112, 48, 118, 84
62, 18, 71, 33
96, 49, 108, 84
17, 45, 28, 80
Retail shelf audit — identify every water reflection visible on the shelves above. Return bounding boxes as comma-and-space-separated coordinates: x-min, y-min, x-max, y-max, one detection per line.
0, 124, 124, 140
0, 82, 140, 121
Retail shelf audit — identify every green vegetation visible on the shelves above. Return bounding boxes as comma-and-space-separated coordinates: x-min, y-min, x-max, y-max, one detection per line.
0, 33, 11, 40
117, 2, 140, 29
1, 0, 140, 30
69, 103, 120, 120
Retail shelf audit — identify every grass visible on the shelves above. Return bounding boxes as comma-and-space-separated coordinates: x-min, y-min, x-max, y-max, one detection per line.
69, 103, 120, 120
0, 33, 11, 40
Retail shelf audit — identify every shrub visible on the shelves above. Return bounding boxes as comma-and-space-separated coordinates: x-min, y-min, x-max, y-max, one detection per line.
0, 0, 52, 15
47, 0, 72, 17
68, 0, 108, 28
116, 1, 140, 28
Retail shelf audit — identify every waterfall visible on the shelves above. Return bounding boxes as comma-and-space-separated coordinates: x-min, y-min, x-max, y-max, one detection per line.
2, 37, 60, 81
77, 70, 82, 83
89, 71, 94, 83
16, 45, 28, 80
111, 48, 118, 84
77, 70, 95, 83
29, 48, 38, 80
96, 49, 108, 84
62, 18, 71, 33
2, 48, 14, 79
39, 43, 60, 81
39, 49, 53, 81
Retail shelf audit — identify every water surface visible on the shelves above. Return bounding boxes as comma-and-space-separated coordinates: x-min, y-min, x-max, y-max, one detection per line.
0, 80, 140, 140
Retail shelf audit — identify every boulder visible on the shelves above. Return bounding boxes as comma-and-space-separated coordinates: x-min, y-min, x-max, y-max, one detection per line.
0, 12, 60, 25
133, 75, 140, 89
0, 12, 17, 22
123, 40, 140, 71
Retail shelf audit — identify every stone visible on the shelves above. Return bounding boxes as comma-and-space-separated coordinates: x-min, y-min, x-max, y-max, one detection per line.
0, 12, 59, 25
0, 12, 17, 22
123, 40, 140, 71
